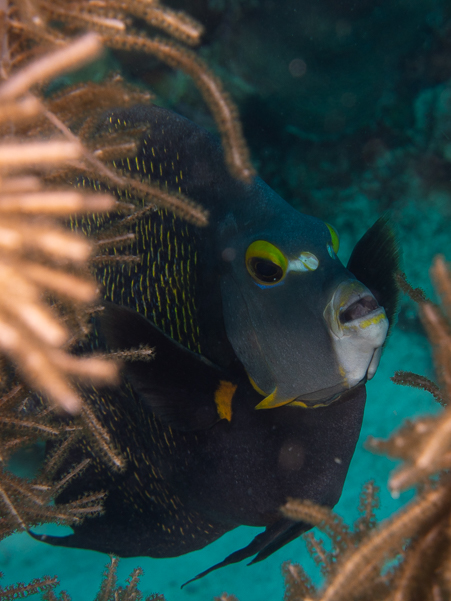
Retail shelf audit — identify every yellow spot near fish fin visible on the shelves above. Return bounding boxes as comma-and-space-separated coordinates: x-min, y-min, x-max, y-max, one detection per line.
214, 381, 237, 422
255, 388, 294, 410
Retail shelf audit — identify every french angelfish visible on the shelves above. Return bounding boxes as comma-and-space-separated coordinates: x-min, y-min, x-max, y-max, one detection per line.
33, 105, 400, 583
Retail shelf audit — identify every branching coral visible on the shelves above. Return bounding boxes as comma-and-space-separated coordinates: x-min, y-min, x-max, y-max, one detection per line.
0, 556, 162, 601
368, 257, 451, 495
0, 382, 107, 542
0, 30, 130, 546
6, 0, 255, 183
0, 33, 119, 415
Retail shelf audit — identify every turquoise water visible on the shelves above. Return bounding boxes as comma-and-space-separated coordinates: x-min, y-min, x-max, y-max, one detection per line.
2, 0, 451, 599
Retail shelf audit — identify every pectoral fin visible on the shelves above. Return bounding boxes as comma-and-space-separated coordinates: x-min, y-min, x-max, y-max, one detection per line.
98, 303, 237, 431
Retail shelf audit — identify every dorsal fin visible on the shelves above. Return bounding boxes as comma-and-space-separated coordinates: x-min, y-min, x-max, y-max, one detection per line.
96, 105, 243, 219
347, 215, 401, 334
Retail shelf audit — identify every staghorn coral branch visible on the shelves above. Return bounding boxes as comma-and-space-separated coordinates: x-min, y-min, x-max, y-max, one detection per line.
18, 262, 97, 302
410, 403, 451, 472
420, 302, 451, 399
38, 3, 127, 33
390, 519, 449, 601
43, 107, 209, 226
282, 561, 317, 601
395, 272, 428, 303
0, 95, 41, 123
0, 576, 59, 600
0, 191, 114, 215
48, 457, 92, 499
48, 353, 119, 383
81, 403, 126, 471
0, 416, 60, 437
96, 346, 155, 362
0, 218, 92, 261
106, 34, 255, 183
0, 486, 27, 530
297, 483, 451, 601
0, 32, 102, 100
0, 0, 9, 80
97, 556, 119, 601
40, 429, 83, 479
304, 532, 333, 579
376, 258, 451, 494
123, 1, 204, 46
432, 256, 451, 321
282, 498, 353, 553
0, 316, 83, 413
0, 141, 82, 168
391, 370, 445, 406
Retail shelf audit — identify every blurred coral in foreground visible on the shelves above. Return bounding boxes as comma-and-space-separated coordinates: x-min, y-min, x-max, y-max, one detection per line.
7, 0, 254, 184
0, 30, 127, 549
0, 33, 119, 414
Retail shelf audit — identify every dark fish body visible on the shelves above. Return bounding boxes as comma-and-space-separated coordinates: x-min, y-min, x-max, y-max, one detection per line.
35, 106, 399, 580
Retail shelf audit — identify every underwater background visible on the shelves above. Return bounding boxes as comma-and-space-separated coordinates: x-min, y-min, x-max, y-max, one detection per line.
2, 0, 451, 598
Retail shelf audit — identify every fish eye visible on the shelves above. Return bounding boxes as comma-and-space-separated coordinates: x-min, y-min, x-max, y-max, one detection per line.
246, 240, 287, 285
249, 258, 283, 283
326, 223, 340, 254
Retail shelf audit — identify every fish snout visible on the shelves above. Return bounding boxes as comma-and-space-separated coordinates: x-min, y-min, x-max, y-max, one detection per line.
324, 279, 389, 387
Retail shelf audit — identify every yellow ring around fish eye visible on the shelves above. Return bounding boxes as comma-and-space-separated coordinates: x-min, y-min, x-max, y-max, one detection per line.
326, 223, 340, 254
246, 240, 288, 285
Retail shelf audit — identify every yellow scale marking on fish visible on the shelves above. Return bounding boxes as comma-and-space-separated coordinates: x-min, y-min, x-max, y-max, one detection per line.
72, 138, 202, 358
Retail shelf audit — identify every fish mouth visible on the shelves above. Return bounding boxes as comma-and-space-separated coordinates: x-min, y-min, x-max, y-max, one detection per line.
339, 294, 379, 324
324, 280, 388, 339
324, 278, 389, 392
